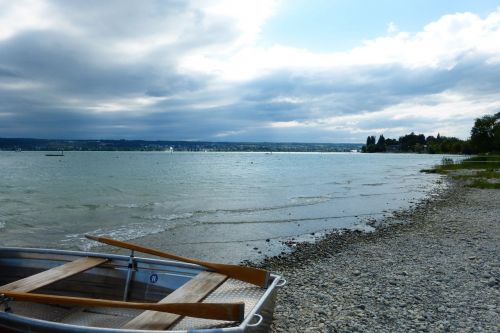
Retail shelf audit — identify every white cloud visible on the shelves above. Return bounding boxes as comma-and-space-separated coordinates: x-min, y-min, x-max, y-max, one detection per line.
84, 96, 168, 113
268, 120, 302, 128
350, 11, 500, 69
270, 96, 305, 104
214, 129, 247, 138
180, 8, 500, 80
0, 0, 53, 40
0, 80, 43, 91
202, 0, 280, 46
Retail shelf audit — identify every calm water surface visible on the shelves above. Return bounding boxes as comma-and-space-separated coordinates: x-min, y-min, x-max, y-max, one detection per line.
0, 151, 448, 262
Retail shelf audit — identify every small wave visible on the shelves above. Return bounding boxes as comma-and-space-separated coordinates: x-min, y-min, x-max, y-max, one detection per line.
56, 204, 80, 209
289, 195, 332, 205
59, 203, 140, 210
192, 197, 332, 216
323, 181, 344, 185
362, 183, 387, 186
0, 221, 5, 229
110, 203, 142, 209
106, 201, 171, 209
63, 218, 187, 251
63, 210, 383, 251
82, 204, 100, 210
194, 212, 376, 226
359, 190, 413, 197
108, 186, 124, 193
0, 198, 29, 204
134, 213, 194, 221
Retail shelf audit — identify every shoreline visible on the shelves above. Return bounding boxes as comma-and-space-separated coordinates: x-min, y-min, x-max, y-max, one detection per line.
260, 177, 499, 332
249, 177, 452, 270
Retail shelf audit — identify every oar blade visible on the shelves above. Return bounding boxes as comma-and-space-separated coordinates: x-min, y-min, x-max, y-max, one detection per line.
161, 302, 245, 322
210, 263, 270, 288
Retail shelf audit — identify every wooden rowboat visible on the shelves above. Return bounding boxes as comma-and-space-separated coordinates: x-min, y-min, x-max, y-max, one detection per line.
0, 243, 285, 333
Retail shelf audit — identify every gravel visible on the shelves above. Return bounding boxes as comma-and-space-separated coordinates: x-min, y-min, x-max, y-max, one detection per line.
260, 179, 500, 332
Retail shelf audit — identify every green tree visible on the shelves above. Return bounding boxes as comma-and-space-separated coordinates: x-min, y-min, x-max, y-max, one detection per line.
494, 120, 500, 152
417, 134, 426, 145
399, 132, 420, 152
368, 136, 376, 145
470, 112, 500, 153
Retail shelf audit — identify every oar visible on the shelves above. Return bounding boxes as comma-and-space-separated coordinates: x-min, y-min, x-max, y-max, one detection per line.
0, 291, 244, 322
85, 235, 270, 288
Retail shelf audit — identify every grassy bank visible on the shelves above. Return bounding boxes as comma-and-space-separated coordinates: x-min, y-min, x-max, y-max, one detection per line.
422, 155, 500, 189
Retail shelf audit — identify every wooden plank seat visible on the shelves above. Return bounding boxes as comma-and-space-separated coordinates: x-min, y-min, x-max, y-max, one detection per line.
0, 257, 108, 293
122, 271, 228, 330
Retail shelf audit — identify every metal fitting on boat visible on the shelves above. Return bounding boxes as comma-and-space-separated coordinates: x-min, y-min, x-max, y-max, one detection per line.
276, 277, 287, 287
247, 313, 263, 327
0, 294, 13, 313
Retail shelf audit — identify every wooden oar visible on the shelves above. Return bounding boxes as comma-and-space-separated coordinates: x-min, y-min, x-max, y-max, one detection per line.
85, 235, 270, 288
0, 291, 244, 322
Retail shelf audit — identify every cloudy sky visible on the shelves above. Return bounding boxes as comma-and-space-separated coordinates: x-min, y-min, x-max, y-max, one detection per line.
1, 0, 500, 142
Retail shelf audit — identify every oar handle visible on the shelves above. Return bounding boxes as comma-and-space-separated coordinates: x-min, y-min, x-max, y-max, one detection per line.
85, 235, 270, 288
1, 291, 244, 322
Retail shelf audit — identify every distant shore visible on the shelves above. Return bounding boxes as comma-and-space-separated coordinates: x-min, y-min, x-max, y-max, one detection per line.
0, 138, 362, 153
262, 177, 499, 332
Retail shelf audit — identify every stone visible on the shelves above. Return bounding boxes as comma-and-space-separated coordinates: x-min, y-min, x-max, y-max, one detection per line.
257, 181, 499, 333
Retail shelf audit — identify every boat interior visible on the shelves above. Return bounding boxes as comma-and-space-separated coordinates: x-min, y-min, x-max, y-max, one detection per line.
0, 248, 278, 332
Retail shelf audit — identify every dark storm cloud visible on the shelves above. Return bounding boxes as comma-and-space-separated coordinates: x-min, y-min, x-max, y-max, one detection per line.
1, 1, 500, 142
0, 0, 259, 141
0, 30, 209, 97
126, 55, 500, 141
241, 58, 500, 119
0, 66, 20, 78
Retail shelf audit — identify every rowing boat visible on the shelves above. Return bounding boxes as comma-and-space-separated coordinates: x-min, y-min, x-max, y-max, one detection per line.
0, 243, 285, 332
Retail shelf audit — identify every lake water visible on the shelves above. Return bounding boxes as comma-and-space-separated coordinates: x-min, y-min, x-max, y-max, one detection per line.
0, 151, 448, 263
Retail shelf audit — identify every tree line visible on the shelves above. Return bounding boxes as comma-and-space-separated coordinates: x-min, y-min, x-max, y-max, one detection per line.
362, 112, 500, 154
0, 138, 361, 153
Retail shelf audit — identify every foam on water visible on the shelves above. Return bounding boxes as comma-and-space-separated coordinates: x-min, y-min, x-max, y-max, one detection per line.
135, 212, 194, 221
289, 195, 332, 205
109, 203, 143, 209
65, 213, 194, 251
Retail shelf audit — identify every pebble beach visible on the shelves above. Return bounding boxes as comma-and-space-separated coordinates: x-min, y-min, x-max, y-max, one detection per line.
262, 178, 500, 332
